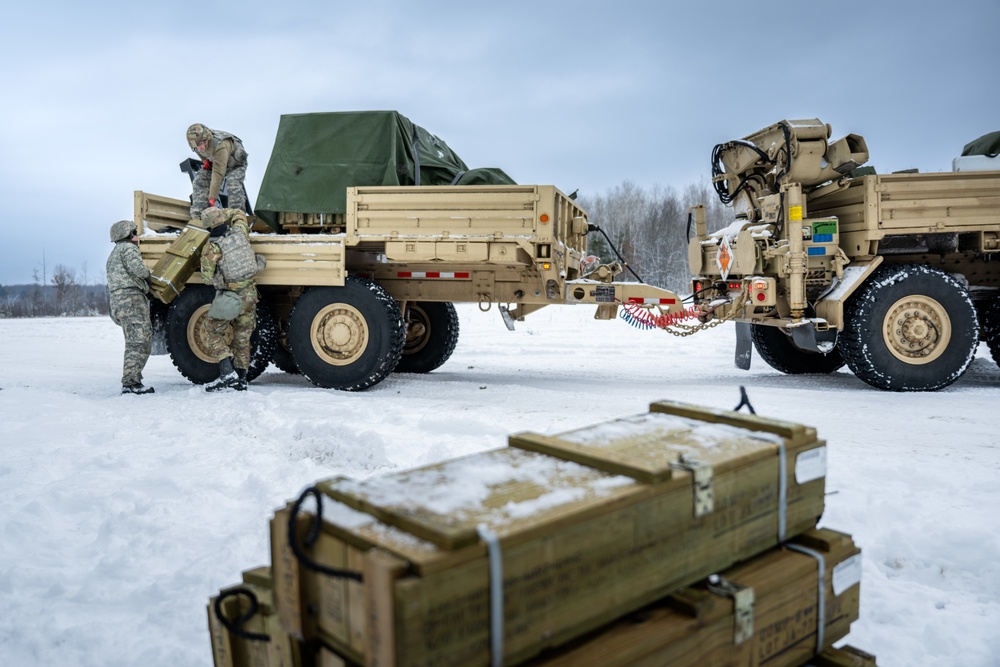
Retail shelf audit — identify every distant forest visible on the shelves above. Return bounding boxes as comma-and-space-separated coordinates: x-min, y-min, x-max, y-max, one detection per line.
1, 181, 731, 318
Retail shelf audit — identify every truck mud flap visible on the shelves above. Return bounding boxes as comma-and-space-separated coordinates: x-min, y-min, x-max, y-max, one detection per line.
789, 322, 839, 354
735, 322, 752, 370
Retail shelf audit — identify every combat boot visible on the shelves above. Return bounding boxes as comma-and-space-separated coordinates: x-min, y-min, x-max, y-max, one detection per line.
205, 357, 240, 392
235, 367, 248, 391
122, 383, 155, 395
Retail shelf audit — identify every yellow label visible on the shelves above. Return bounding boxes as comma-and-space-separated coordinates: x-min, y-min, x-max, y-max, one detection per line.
790, 206, 803, 221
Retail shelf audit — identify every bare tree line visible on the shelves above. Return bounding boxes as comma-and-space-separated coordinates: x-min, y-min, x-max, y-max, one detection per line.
578, 181, 731, 293
1, 264, 110, 318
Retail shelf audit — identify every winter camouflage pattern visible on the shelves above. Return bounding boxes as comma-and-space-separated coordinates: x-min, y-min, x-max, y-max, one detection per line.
191, 162, 248, 217
187, 125, 249, 218
203, 285, 258, 369
106, 239, 151, 293
200, 210, 258, 368
106, 239, 152, 386
200, 211, 258, 287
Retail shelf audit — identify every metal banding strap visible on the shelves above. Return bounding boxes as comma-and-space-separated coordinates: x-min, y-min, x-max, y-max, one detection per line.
785, 543, 826, 652
777, 441, 787, 541
478, 525, 504, 667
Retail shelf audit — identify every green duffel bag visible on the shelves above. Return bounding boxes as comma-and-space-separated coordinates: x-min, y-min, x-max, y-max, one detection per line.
206, 290, 242, 321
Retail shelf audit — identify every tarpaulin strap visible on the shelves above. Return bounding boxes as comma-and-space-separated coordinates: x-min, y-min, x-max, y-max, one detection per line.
450, 171, 467, 185
478, 525, 504, 667
785, 543, 826, 652
412, 126, 422, 186
777, 441, 788, 542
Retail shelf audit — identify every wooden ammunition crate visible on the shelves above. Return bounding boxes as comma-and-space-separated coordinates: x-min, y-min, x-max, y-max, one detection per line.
148, 224, 209, 304
208, 566, 309, 667
272, 401, 828, 667
523, 528, 861, 667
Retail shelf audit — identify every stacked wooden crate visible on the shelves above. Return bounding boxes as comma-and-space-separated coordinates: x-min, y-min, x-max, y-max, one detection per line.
209, 400, 872, 666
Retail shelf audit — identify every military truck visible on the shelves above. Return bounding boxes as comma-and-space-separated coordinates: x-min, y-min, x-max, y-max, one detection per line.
686, 118, 1000, 391
138, 111, 684, 390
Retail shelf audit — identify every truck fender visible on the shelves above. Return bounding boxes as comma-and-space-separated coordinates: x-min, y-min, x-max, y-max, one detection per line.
814, 256, 884, 329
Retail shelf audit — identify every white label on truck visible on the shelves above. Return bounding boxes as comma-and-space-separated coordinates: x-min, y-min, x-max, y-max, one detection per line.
832, 553, 863, 596
794, 446, 827, 484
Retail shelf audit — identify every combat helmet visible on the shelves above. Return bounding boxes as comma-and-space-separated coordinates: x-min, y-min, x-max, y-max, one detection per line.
186, 123, 212, 150
110, 219, 137, 242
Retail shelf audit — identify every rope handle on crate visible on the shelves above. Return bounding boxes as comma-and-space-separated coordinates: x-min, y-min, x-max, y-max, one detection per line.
214, 587, 271, 642
287, 486, 363, 582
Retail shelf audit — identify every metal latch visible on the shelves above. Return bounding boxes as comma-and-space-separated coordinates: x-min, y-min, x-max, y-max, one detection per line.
670, 455, 714, 517
708, 575, 755, 644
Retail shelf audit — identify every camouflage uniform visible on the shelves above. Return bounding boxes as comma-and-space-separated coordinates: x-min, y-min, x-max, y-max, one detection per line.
200, 209, 258, 371
187, 124, 249, 219
106, 223, 153, 388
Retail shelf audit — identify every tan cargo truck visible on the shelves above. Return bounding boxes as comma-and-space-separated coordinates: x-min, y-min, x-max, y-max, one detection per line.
137, 184, 683, 391
686, 118, 1000, 391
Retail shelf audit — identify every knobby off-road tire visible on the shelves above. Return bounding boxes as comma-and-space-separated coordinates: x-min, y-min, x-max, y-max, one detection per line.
165, 284, 278, 385
287, 277, 404, 390
982, 297, 1000, 367
270, 340, 300, 374
395, 302, 460, 374
149, 299, 170, 356
840, 264, 978, 391
751, 324, 845, 375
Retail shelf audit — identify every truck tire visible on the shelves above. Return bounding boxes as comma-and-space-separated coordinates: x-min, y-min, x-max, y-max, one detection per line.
982, 297, 1000, 367
751, 324, 845, 375
395, 302, 460, 373
149, 298, 169, 356
840, 264, 978, 391
270, 340, 301, 374
165, 284, 278, 385
287, 277, 404, 390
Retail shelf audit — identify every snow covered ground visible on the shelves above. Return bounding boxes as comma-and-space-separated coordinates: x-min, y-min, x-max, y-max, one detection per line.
1, 305, 998, 666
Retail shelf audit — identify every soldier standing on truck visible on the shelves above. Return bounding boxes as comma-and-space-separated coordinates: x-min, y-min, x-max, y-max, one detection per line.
186, 123, 249, 219
200, 207, 262, 392
106, 220, 155, 395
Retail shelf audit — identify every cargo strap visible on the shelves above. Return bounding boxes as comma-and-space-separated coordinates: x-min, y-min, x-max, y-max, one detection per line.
777, 441, 788, 541
707, 575, 755, 644
785, 544, 826, 652
477, 525, 504, 667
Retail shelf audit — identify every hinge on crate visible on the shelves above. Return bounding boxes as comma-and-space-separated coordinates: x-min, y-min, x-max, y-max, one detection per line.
670, 455, 714, 517
707, 575, 755, 645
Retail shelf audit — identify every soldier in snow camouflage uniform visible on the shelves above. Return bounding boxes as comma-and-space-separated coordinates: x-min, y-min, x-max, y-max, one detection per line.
106, 220, 155, 395
200, 207, 260, 391
186, 123, 249, 219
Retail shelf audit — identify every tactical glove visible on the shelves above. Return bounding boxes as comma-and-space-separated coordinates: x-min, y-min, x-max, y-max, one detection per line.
209, 198, 221, 208
202, 159, 212, 170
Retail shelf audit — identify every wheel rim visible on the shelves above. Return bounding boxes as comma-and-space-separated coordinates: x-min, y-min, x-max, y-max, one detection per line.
882, 295, 951, 365
404, 307, 431, 355
186, 304, 232, 364
310, 303, 369, 366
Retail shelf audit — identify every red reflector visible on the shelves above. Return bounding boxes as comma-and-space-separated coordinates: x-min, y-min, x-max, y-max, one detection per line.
756, 292, 767, 301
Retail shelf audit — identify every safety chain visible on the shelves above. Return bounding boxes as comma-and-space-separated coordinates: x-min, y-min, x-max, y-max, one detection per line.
655, 285, 749, 338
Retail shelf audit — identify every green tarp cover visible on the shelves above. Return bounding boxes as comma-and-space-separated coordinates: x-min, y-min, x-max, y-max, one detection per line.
255, 111, 515, 230
961, 131, 1000, 157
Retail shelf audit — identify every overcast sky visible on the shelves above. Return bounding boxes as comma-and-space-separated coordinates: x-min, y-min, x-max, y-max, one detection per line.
1, 1, 997, 286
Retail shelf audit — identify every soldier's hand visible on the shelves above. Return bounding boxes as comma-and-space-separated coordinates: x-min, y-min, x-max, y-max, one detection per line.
209, 198, 221, 208
202, 159, 212, 170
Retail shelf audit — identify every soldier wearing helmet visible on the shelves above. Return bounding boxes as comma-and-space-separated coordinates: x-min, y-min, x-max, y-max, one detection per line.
199, 207, 264, 391
106, 220, 155, 395
186, 123, 249, 220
